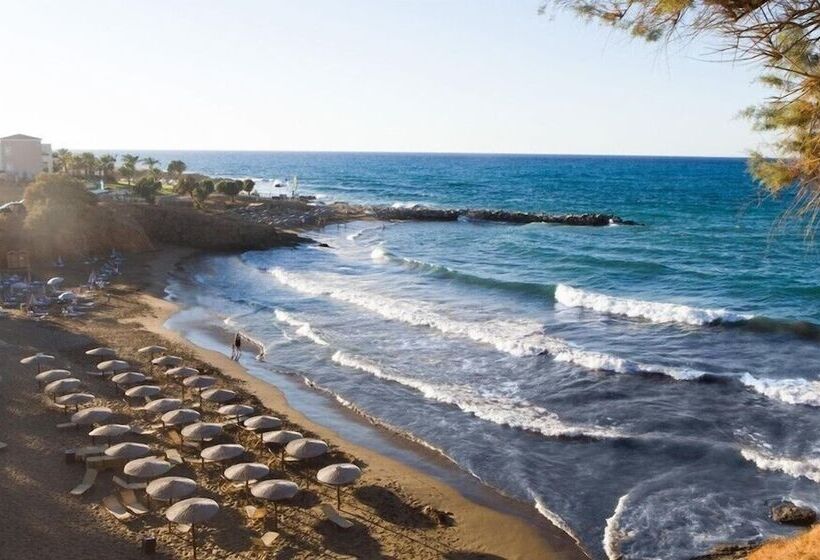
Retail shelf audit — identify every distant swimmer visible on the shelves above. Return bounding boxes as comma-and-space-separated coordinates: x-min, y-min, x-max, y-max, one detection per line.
231, 332, 242, 361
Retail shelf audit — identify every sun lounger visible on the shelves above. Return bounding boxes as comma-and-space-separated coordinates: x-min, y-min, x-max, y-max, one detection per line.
119, 489, 149, 515
244, 505, 266, 520
130, 425, 157, 436
70, 468, 98, 496
176, 524, 191, 533
74, 445, 106, 460
56, 422, 76, 430
102, 495, 132, 521
165, 448, 185, 465
113, 475, 147, 491
259, 531, 279, 547
320, 504, 353, 529
86, 455, 125, 471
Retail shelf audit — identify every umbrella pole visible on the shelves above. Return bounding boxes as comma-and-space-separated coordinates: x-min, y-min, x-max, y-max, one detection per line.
337, 486, 341, 510
191, 524, 197, 560
273, 502, 278, 531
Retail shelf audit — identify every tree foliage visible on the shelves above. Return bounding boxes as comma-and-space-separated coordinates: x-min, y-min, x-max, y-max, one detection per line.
216, 179, 243, 201
167, 159, 187, 179
542, 0, 820, 228
132, 176, 162, 203
243, 178, 255, 193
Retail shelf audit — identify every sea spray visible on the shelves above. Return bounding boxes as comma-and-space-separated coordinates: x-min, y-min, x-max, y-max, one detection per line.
603, 493, 632, 560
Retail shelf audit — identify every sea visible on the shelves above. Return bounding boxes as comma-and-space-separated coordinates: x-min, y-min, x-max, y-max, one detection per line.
139, 151, 819, 560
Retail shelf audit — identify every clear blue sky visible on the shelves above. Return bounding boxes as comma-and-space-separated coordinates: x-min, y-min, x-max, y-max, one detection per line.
1, 1, 769, 156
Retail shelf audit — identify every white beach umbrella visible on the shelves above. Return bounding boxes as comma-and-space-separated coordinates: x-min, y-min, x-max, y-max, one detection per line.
89, 423, 131, 444
263, 430, 303, 464
138, 345, 167, 356
201, 388, 237, 404
161, 408, 201, 427
35, 368, 71, 385
71, 406, 113, 426
167, 366, 199, 379
147, 476, 196, 502
57, 292, 77, 302
85, 347, 116, 358
165, 497, 219, 560
47, 276, 64, 288
144, 398, 183, 414
183, 375, 218, 407
44, 377, 81, 398
105, 442, 151, 460
285, 438, 328, 460
250, 479, 299, 530
243, 415, 282, 432
200, 443, 244, 466
181, 422, 223, 443
224, 462, 269, 492
112, 371, 147, 386
97, 359, 129, 373
124, 457, 172, 479
152, 355, 183, 368
125, 384, 161, 399
317, 463, 362, 509
20, 353, 55, 373
217, 403, 254, 423
56, 392, 95, 412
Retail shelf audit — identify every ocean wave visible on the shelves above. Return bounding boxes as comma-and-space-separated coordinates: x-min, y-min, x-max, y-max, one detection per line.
346, 224, 383, 241
269, 268, 711, 379
555, 284, 752, 326
370, 245, 390, 262
739, 373, 820, 407
332, 351, 621, 439
740, 447, 820, 483
603, 493, 632, 560
531, 494, 584, 548
273, 309, 329, 346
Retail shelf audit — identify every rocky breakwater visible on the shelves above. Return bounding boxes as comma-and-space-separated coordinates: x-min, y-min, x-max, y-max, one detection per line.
370, 205, 639, 226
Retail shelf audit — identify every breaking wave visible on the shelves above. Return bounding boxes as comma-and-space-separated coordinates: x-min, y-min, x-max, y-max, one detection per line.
274, 309, 329, 346
740, 447, 820, 483
603, 493, 632, 560
739, 373, 820, 407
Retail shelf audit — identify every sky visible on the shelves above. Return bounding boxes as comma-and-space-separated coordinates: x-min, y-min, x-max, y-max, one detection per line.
0, 1, 770, 156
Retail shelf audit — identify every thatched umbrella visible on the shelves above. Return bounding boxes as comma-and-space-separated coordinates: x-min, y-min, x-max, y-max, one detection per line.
183, 376, 217, 408
217, 403, 254, 424
165, 497, 219, 560
44, 378, 81, 400
316, 463, 362, 509
125, 384, 161, 401
147, 476, 196, 503
97, 359, 129, 372
152, 355, 183, 370
111, 371, 147, 387
160, 408, 200, 428
89, 423, 131, 445
285, 438, 328, 486
243, 415, 282, 432
224, 462, 269, 493
250, 480, 299, 530
72, 406, 113, 426
85, 347, 116, 358
181, 422, 223, 446
200, 443, 244, 467
20, 353, 55, 373
166, 366, 199, 398
144, 398, 183, 414
35, 369, 71, 387
262, 430, 303, 465
201, 388, 236, 405
56, 392, 95, 413
124, 457, 172, 479
105, 442, 151, 460
139, 346, 168, 373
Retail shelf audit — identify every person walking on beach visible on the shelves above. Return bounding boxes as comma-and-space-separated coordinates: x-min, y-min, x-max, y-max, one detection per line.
231, 332, 242, 360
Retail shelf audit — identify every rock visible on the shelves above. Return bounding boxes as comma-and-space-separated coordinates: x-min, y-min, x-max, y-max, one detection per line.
691, 542, 757, 559
771, 501, 817, 526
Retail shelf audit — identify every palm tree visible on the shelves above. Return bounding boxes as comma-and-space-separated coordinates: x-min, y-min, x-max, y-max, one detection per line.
54, 148, 73, 174
120, 154, 140, 185
166, 160, 187, 181
141, 157, 160, 175
78, 152, 99, 180
98, 154, 117, 183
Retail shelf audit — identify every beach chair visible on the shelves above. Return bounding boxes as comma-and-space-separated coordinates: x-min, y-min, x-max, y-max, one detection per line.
86, 455, 124, 471
74, 445, 106, 460
119, 489, 149, 515
259, 531, 279, 547
244, 505, 266, 521
69, 468, 98, 496
319, 504, 353, 529
165, 448, 185, 465
102, 495, 132, 521
113, 475, 147, 491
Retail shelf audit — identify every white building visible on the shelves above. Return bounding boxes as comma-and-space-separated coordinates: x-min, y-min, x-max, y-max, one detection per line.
0, 134, 53, 180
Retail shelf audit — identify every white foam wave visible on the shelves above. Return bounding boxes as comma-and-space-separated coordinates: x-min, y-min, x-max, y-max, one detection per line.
531, 494, 583, 547
332, 351, 621, 439
346, 225, 382, 241
274, 309, 329, 346
390, 201, 424, 209
370, 245, 389, 262
555, 283, 753, 326
270, 268, 709, 380
740, 447, 820, 483
603, 493, 632, 560
739, 373, 820, 407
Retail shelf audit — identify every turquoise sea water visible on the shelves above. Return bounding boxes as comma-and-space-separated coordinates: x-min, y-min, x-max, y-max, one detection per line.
147, 152, 819, 560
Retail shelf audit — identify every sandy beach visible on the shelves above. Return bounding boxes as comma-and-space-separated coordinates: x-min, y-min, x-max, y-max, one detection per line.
0, 245, 587, 560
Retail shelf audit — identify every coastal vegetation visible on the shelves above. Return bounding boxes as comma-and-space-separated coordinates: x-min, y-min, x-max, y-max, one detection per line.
543, 0, 820, 228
